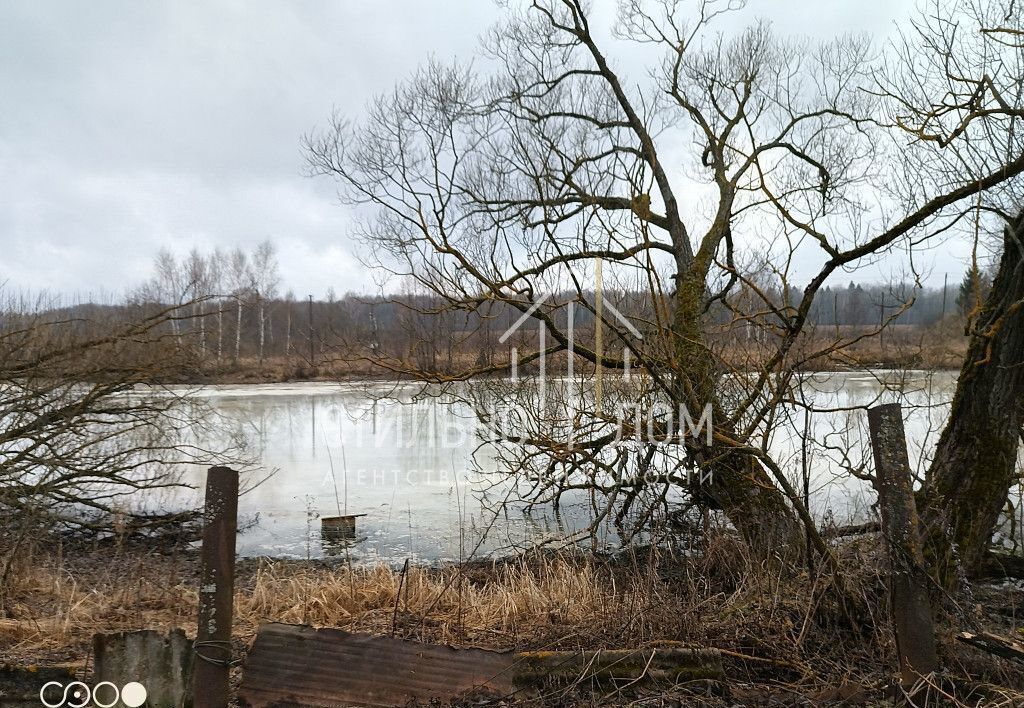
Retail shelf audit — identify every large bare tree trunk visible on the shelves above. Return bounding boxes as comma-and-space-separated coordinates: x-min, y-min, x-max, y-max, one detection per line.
921, 212, 1024, 580
674, 268, 801, 552
702, 449, 803, 551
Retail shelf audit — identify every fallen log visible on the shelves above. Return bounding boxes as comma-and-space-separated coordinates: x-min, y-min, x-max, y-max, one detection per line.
976, 552, 1024, 580
957, 631, 1024, 664
237, 623, 724, 708
823, 521, 880, 539
4, 666, 76, 708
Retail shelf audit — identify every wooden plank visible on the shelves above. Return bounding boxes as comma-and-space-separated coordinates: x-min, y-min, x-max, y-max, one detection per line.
237, 623, 724, 707
238, 624, 515, 707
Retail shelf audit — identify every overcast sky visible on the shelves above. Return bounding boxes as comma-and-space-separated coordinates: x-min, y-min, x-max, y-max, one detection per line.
2, 0, 952, 301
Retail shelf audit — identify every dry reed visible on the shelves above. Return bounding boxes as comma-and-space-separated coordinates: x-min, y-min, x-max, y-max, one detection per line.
1, 536, 1021, 705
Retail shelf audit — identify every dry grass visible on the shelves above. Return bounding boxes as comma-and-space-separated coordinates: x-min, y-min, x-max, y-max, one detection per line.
168, 322, 972, 387
2, 545, 709, 663
710, 322, 970, 373
240, 555, 632, 647
1, 537, 1022, 705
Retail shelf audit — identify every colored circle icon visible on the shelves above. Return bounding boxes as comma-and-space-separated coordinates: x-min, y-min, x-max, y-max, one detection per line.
121, 682, 148, 707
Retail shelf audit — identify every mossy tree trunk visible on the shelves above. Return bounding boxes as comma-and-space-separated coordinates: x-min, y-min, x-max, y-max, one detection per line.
921, 212, 1024, 580
673, 244, 801, 554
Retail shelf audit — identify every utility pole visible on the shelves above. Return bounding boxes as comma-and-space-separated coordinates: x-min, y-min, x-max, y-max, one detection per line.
833, 291, 839, 335
369, 303, 380, 356
941, 273, 949, 321
878, 297, 885, 347
308, 295, 315, 370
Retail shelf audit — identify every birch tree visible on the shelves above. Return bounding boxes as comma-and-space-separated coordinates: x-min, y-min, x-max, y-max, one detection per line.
249, 240, 281, 366
228, 248, 250, 362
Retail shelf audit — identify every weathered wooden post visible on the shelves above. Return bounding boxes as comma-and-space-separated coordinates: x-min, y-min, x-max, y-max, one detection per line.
94, 629, 193, 707
194, 466, 238, 708
867, 404, 939, 687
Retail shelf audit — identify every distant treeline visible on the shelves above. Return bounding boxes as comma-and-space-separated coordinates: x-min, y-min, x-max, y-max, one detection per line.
796, 276, 987, 326
2, 281, 981, 367
1, 241, 987, 369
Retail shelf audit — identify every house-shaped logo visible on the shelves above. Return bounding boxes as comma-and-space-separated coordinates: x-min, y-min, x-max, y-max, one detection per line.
497, 260, 642, 413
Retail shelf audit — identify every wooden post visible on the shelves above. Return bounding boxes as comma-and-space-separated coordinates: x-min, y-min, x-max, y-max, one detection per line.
194, 466, 238, 708
867, 404, 939, 686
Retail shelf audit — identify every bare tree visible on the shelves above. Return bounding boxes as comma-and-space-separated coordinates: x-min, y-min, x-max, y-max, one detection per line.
228, 248, 250, 363
151, 248, 187, 338
211, 247, 228, 362
878, 0, 1024, 578
307, 0, 1024, 555
184, 247, 211, 357
249, 240, 281, 367
0, 291, 249, 611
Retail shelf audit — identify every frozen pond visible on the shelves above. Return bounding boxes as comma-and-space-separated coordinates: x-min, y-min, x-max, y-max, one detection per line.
143, 371, 961, 563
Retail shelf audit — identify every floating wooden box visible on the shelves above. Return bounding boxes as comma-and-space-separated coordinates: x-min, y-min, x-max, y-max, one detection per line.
321, 513, 366, 540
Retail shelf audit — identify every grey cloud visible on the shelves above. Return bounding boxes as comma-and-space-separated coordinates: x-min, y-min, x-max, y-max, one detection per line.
4, 0, 958, 299
0, 1, 494, 296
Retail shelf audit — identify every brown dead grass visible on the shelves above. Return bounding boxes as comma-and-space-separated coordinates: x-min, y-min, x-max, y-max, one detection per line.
1, 536, 1022, 705
2, 545, 710, 663
165, 320, 972, 386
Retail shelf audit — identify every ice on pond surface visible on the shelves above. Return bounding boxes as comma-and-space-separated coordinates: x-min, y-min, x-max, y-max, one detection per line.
135, 372, 959, 563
